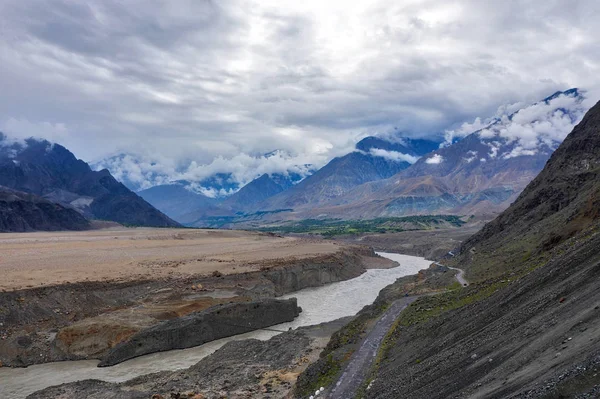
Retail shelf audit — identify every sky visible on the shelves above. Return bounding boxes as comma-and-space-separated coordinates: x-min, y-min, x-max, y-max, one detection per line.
1, 0, 599, 192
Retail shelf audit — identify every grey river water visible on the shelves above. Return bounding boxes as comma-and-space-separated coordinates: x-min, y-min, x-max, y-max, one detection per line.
0, 252, 431, 398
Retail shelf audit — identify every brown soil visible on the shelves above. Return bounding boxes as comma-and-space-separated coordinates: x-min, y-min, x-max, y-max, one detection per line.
0, 227, 341, 291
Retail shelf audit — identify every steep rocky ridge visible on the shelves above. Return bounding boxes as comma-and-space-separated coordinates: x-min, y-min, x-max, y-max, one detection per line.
248, 137, 440, 213
362, 100, 600, 397
0, 135, 179, 228
0, 186, 90, 232
99, 298, 301, 366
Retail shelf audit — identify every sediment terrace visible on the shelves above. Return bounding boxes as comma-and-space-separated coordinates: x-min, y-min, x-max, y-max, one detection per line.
0, 227, 393, 368
0, 228, 348, 291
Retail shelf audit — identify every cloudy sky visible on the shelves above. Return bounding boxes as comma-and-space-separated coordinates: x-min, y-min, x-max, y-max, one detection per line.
1, 0, 599, 191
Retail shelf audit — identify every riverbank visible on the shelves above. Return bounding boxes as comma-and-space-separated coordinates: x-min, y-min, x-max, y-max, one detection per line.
1, 253, 431, 399
29, 319, 352, 399
0, 228, 394, 368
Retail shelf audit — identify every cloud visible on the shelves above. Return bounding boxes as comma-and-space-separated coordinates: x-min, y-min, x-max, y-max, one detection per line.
425, 154, 444, 164
369, 148, 420, 164
463, 150, 478, 163
0, 0, 599, 189
479, 91, 589, 158
94, 149, 315, 192
443, 90, 590, 161
0, 118, 70, 147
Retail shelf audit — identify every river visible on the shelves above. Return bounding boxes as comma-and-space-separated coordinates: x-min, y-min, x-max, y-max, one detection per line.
0, 252, 430, 398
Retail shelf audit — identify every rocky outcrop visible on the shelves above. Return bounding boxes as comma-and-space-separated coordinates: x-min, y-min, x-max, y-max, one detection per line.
0, 186, 90, 232
259, 247, 374, 296
0, 135, 180, 228
99, 298, 301, 366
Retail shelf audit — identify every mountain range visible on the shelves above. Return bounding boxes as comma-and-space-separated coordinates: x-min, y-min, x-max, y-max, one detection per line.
254, 137, 441, 212
317, 88, 585, 219
149, 135, 442, 226
153, 88, 584, 227
0, 135, 179, 230
1, 88, 586, 232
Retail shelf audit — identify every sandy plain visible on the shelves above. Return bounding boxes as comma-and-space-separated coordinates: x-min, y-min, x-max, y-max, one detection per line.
0, 227, 342, 291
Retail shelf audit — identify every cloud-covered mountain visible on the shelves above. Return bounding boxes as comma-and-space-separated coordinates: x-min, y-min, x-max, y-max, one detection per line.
94, 150, 315, 198
137, 184, 218, 222
313, 88, 588, 218
138, 172, 308, 224
0, 135, 179, 228
221, 172, 305, 211
246, 136, 441, 212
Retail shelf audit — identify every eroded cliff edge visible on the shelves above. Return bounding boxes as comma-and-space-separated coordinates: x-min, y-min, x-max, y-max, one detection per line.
0, 244, 388, 367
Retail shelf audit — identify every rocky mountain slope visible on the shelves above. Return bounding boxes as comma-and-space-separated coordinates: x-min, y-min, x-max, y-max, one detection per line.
221, 172, 303, 211
139, 173, 304, 224
364, 98, 600, 398
138, 184, 217, 221
0, 135, 179, 228
303, 89, 586, 219
255, 137, 440, 212
0, 186, 90, 232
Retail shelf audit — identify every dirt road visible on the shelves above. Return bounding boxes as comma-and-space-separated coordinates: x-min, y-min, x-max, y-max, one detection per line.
434, 262, 469, 286
329, 296, 418, 399
328, 264, 468, 398
448, 266, 469, 286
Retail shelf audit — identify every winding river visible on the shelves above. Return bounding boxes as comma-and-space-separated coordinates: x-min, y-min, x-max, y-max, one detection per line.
0, 252, 431, 399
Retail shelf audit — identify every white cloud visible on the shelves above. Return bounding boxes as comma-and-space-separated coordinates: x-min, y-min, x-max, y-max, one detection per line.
0, 118, 70, 147
502, 147, 538, 159
445, 90, 591, 160
369, 148, 420, 164
463, 150, 478, 163
94, 149, 316, 193
478, 92, 588, 158
425, 154, 444, 164
443, 117, 488, 147
1, 0, 600, 187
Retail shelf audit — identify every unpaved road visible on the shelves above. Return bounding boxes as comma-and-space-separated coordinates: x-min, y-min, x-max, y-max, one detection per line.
434, 262, 469, 286
329, 296, 418, 399
449, 266, 469, 286
0, 228, 350, 291
329, 264, 468, 398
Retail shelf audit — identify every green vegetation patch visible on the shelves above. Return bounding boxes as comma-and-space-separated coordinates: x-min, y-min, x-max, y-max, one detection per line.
258, 215, 466, 237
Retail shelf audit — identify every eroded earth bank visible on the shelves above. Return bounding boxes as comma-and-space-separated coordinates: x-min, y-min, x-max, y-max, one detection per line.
0, 228, 395, 370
